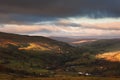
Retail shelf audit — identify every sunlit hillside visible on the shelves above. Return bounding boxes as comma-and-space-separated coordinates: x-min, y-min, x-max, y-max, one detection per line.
19, 43, 50, 51
0, 32, 75, 54
96, 51, 120, 62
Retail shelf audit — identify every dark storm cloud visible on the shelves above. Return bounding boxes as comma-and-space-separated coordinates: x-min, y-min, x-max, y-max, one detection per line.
0, 13, 58, 24
0, 0, 120, 17
0, 0, 120, 38
54, 23, 81, 27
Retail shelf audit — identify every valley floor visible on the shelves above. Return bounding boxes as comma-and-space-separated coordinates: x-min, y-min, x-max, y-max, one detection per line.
0, 73, 120, 80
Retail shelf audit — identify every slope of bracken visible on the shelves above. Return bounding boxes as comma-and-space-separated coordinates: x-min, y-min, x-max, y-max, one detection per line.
96, 51, 120, 62
18, 43, 55, 51
0, 32, 75, 54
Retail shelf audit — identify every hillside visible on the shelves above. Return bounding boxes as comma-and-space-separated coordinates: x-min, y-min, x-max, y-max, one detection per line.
0, 32, 120, 77
50, 37, 97, 46
78, 39, 120, 54
0, 32, 78, 77
49, 37, 76, 43
96, 51, 120, 62
64, 39, 120, 77
0, 32, 75, 53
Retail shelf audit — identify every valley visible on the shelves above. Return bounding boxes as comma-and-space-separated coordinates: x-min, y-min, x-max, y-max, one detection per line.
0, 32, 120, 79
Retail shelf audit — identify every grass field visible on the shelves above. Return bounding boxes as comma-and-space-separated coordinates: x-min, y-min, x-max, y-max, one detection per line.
0, 73, 120, 80
16, 77, 120, 80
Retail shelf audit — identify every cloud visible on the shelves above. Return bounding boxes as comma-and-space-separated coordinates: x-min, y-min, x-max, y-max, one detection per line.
56, 17, 120, 30
0, 0, 120, 38
0, 24, 75, 33
0, 16, 120, 37
81, 22, 120, 30
0, 23, 120, 37
0, 13, 58, 24
0, 0, 120, 17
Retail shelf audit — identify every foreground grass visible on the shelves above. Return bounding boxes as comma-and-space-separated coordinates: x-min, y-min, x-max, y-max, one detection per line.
16, 77, 120, 80
0, 73, 120, 80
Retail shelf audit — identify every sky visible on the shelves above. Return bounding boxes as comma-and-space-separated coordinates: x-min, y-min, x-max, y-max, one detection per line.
0, 0, 120, 38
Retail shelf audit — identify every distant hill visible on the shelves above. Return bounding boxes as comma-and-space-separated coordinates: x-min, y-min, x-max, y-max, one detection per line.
49, 37, 76, 43
50, 37, 97, 46
78, 39, 120, 54
82, 39, 120, 62
74, 39, 120, 62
